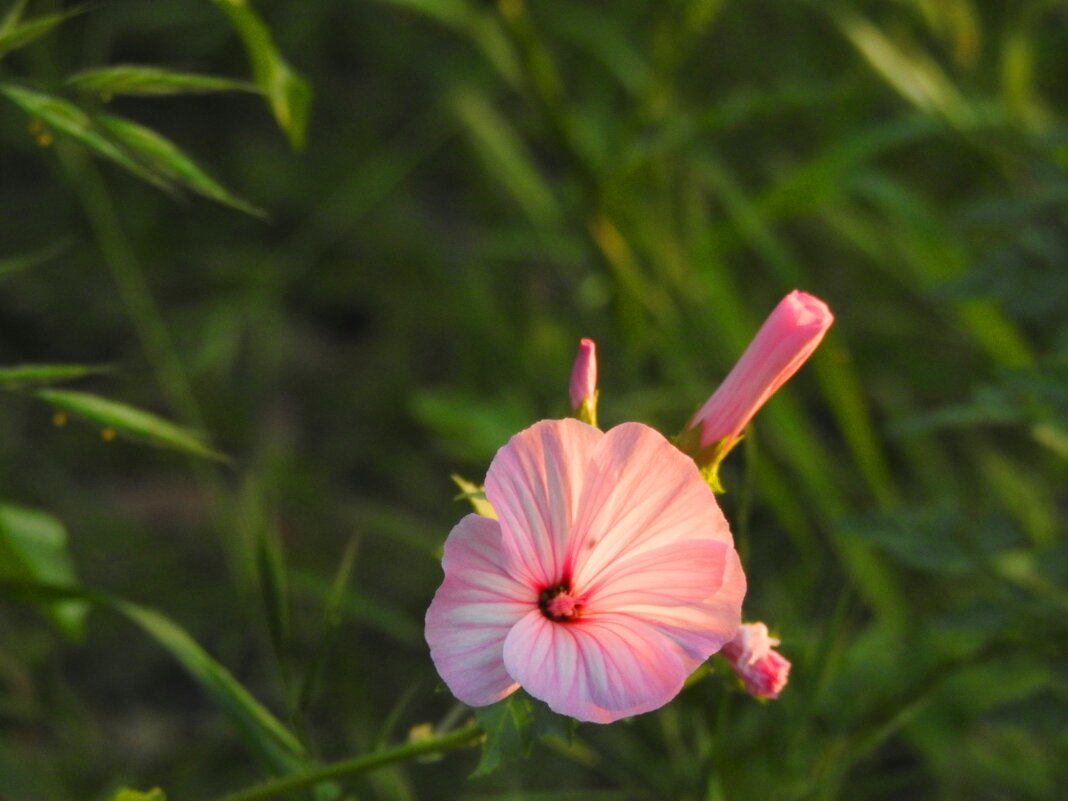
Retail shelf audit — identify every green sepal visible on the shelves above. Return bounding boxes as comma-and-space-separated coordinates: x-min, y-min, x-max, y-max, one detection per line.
672, 427, 743, 495
574, 389, 599, 428
450, 474, 495, 518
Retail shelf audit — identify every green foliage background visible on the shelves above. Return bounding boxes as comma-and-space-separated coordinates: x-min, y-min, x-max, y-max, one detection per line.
2, 0, 1067, 799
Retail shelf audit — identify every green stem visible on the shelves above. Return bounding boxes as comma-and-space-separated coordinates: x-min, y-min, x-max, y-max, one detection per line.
211, 723, 484, 801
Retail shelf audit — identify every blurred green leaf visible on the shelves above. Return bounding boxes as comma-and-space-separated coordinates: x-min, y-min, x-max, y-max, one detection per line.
107, 789, 167, 801
472, 692, 573, 777
34, 388, 228, 462
367, 0, 519, 85
0, 503, 85, 636
255, 515, 290, 678
410, 389, 532, 462
0, 0, 29, 37
67, 65, 258, 96
0, 4, 83, 60
290, 569, 421, 647
838, 504, 975, 575
0, 84, 170, 190
0, 362, 109, 388
451, 88, 561, 227
96, 114, 266, 216
0, 579, 308, 774
892, 364, 1068, 438
210, 0, 311, 150
831, 6, 979, 129
0, 239, 71, 281
297, 537, 358, 712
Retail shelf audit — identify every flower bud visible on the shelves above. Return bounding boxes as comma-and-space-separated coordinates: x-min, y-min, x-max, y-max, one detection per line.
722, 622, 791, 700
569, 338, 598, 427
687, 290, 833, 452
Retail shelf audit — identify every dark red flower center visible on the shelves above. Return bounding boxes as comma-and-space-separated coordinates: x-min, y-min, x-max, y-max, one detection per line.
538, 583, 581, 622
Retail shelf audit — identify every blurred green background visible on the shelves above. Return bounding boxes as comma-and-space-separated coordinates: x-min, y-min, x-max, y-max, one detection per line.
2, 0, 1067, 799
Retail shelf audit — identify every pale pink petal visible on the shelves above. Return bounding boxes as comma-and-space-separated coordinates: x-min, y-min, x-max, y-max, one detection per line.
425, 515, 532, 706
502, 610, 700, 724
581, 540, 726, 607
568, 422, 734, 590
484, 419, 602, 588
603, 545, 746, 661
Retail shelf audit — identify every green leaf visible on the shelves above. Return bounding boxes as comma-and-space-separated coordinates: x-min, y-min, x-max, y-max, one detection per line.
471, 694, 534, 777
67, 65, 259, 96
0, 503, 85, 636
0, 84, 170, 190
0, 0, 29, 37
0, 5, 83, 60
211, 0, 311, 150
116, 600, 306, 774
471, 692, 573, 777
0, 579, 308, 774
831, 7, 979, 129
0, 362, 110, 388
838, 505, 974, 575
107, 789, 167, 801
0, 239, 72, 281
33, 388, 228, 462
96, 114, 265, 216
450, 88, 561, 227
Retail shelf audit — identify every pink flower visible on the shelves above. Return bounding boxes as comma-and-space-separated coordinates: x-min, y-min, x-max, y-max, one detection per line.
425, 418, 746, 723
569, 338, 598, 426
687, 290, 833, 451
721, 622, 791, 700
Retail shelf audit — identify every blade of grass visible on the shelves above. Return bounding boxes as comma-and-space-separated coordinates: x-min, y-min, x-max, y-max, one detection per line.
67, 65, 259, 96
0, 579, 308, 774
0, 363, 111, 388
96, 113, 265, 216
450, 87, 561, 227
210, 0, 311, 150
0, 5, 84, 60
0, 84, 171, 191
0, 239, 71, 281
34, 388, 227, 461
297, 536, 359, 712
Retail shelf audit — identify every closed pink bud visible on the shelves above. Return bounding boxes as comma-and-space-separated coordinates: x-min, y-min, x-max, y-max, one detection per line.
569, 338, 598, 426
722, 622, 791, 700
688, 290, 833, 450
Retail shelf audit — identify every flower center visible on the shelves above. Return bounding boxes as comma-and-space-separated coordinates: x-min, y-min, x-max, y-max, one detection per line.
538, 583, 580, 622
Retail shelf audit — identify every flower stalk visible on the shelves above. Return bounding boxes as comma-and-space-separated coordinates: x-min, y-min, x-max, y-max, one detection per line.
209, 723, 483, 801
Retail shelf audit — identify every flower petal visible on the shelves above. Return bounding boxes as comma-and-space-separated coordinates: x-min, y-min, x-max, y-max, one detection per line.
602, 544, 747, 661
502, 610, 702, 723
568, 422, 734, 590
485, 419, 602, 588
425, 514, 531, 706
583, 539, 737, 610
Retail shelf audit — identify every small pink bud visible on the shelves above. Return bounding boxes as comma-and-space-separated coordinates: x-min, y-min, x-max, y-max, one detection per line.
569, 338, 598, 426
688, 290, 833, 450
722, 622, 791, 700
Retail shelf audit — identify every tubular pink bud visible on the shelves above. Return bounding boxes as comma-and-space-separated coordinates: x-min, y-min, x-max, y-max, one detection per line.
722, 622, 791, 700
569, 338, 598, 426
688, 290, 833, 450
